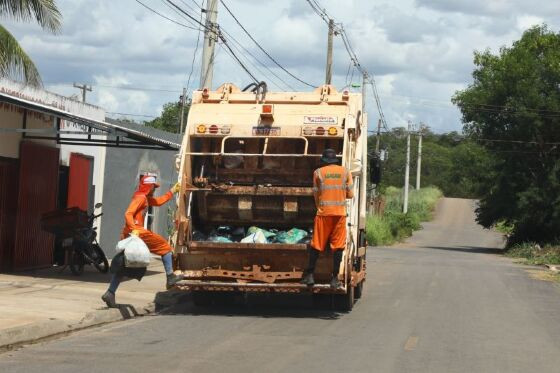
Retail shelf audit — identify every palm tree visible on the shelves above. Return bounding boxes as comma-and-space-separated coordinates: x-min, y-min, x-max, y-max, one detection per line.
0, 0, 61, 86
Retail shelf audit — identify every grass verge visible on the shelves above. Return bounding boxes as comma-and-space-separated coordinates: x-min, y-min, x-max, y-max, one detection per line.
504, 243, 560, 265
366, 186, 442, 246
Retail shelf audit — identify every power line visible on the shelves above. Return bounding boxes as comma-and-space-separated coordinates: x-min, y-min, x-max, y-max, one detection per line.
220, 0, 317, 88
185, 0, 204, 93
135, 0, 202, 30
107, 112, 157, 118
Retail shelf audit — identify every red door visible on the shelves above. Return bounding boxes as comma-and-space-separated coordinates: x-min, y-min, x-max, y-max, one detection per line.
13, 142, 59, 271
67, 153, 93, 212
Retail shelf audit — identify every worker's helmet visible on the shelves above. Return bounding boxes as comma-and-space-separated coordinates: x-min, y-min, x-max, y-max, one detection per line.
320, 149, 339, 164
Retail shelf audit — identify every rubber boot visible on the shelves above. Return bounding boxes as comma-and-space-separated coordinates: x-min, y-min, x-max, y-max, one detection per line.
166, 273, 183, 289
330, 276, 341, 289
101, 290, 117, 308
300, 272, 315, 286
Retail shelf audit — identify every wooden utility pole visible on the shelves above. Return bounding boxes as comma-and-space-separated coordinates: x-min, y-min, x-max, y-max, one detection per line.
403, 121, 411, 214
73, 83, 92, 103
200, 0, 218, 89
375, 119, 381, 153
325, 18, 334, 85
179, 87, 187, 136
416, 124, 423, 190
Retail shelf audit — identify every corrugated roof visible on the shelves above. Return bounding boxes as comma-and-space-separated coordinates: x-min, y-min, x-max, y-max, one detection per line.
0, 91, 180, 150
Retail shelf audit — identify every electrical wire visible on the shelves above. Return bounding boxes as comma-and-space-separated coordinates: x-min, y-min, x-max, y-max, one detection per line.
135, 0, 202, 31
185, 0, 204, 93
220, 0, 317, 88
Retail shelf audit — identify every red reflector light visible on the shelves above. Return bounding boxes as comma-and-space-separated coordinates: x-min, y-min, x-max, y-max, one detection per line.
315, 126, 325, 136
262, 104, 273, 114
209, 125, 219, 134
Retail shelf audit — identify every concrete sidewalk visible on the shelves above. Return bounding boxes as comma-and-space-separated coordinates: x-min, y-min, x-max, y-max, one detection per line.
0, 259, 177, 349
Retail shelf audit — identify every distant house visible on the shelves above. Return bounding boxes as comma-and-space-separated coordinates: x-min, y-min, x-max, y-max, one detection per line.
0, 78, 179, 272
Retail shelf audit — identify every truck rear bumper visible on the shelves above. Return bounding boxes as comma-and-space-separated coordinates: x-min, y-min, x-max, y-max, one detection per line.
173, 280, 348, 294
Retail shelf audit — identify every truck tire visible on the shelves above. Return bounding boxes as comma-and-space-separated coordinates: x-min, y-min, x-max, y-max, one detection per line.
334, 284, 354, 312
354, 280, 364, 299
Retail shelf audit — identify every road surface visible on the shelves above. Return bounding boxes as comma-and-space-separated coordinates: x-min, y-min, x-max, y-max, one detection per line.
1, 198, 560, 372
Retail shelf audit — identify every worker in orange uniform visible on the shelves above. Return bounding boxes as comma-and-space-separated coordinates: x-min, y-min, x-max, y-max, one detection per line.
102, 175, 182, 308
301, 149, 354, 288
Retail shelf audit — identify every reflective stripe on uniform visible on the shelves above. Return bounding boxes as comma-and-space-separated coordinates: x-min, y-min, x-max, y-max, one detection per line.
320, 184, 346, 190
319, 200, 347, 206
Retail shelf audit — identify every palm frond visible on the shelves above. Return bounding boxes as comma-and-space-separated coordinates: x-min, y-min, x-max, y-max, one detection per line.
0, 0, 61, 33
0, 24, 42, 86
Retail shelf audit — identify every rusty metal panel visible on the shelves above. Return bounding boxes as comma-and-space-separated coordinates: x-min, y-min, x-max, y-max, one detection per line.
67, 152, 92, 212
13, 142, 59, 271
0, 158, 19, 272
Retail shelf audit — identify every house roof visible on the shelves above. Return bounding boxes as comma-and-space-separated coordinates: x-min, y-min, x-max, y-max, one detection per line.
0, 91, 180, 150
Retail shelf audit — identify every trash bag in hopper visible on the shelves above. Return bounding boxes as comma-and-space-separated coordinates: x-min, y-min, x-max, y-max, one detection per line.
247, 226, 276, 239
116, 235, 151, 268
241, 230, 267, 244
275, 228, 308, 244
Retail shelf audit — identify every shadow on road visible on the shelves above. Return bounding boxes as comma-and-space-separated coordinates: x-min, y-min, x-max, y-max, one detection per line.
154, 290, 344, 320
420, 246, 504, 255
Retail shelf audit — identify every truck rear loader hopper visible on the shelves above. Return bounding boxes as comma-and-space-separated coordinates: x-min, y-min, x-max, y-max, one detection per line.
172, 83, 369, 311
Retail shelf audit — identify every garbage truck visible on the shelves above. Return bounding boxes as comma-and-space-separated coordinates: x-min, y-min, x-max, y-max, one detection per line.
172, 83, 368, 311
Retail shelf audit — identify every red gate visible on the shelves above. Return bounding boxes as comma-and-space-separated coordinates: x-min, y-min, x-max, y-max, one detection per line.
12, 142, 59, 271
67, 153, 93, 212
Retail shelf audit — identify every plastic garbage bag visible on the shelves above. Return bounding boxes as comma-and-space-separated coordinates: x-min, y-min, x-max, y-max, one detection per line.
192, 230, 207, 241
241, 230, 267, 244
275, 228, 308, 244
116, 235, 151, 268
247, 226, 276, 239
209, 235, 233, 243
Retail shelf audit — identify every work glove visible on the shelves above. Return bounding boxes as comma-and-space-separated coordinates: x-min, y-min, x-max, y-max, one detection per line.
130, 229, 141, 237
171, 182, 181, 194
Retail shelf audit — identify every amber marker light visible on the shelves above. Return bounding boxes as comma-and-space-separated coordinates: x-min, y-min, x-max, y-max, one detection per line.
328, 127, 338, 135
196, 124, 207, 134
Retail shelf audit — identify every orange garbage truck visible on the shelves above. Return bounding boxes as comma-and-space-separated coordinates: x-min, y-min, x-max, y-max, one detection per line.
172, 83, 368, 311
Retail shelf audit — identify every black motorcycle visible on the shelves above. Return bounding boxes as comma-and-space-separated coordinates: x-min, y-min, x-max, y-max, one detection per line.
42, 203, 109, 276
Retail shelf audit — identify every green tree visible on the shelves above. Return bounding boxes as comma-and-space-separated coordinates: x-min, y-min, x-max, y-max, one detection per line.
0, 0, 61, 86
453, 25, 560, 244
145, 101, 190, 133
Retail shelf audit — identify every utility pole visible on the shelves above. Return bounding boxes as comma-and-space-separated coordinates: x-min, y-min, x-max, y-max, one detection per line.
375, 119, 381, 153
325, 18, 335, 85
199, 0, 219, 89
179, 87, 187, 136
403, 121, 411, 214
73, 83, 92, 103
416, 124, 423, 190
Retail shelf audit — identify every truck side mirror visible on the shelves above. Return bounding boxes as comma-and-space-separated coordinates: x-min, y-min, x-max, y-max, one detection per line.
369, 158, 381, 185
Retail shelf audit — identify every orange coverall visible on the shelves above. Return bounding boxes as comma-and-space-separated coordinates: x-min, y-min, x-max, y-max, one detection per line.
121, 184, 173, 256
311, 164, 354, 252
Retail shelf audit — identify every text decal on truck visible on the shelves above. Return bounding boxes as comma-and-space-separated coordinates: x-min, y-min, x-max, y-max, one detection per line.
252, 126, 281, 136
304, 116, 338, 125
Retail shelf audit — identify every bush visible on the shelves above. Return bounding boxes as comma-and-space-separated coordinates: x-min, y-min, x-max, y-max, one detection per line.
505, 243, 560, 265
366, 186, 442, 245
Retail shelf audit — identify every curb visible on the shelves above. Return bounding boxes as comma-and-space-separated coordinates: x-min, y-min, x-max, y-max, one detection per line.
0, 301, 156, 350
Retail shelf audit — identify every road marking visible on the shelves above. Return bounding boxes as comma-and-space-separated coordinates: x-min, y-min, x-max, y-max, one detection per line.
404, 336, 419, 351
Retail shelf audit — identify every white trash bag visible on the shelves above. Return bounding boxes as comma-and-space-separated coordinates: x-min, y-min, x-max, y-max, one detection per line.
116, 235, 151, 268
240, 230, 267, 244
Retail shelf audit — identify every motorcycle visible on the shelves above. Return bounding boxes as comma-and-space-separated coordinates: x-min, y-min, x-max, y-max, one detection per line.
65, 203, 109, 275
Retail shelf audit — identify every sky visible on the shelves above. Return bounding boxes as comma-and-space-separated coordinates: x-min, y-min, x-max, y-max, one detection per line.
4, 0, 560, 133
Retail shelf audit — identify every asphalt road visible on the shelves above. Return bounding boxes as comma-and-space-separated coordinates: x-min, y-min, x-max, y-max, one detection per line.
2, 198, 560, 373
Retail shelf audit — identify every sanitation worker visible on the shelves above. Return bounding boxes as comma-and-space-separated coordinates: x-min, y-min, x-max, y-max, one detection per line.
101, 175, 182, 308
301, 149, 353, 288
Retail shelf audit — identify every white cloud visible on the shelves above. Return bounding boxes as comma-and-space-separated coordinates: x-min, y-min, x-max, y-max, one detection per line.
3, 0, 560, 133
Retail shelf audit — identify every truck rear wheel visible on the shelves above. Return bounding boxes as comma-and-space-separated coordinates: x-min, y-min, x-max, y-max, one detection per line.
334, 284, 354, 312
354, 280, 364, 299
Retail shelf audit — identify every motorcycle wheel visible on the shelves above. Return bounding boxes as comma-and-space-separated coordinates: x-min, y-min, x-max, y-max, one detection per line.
69, 250, 85, 276
92, 244, 109, 273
